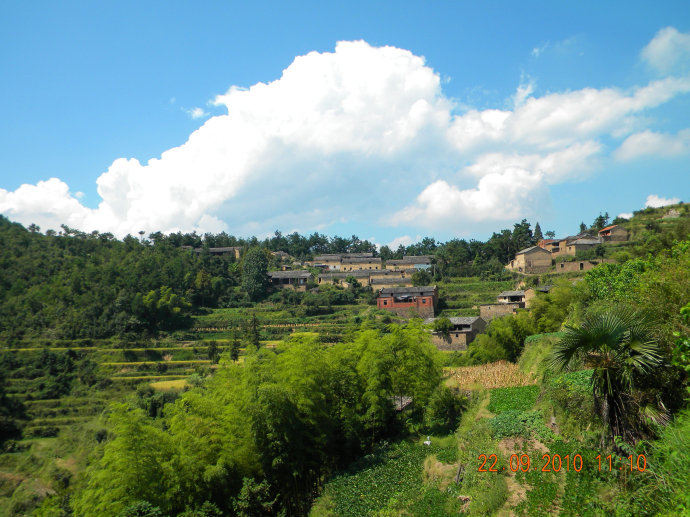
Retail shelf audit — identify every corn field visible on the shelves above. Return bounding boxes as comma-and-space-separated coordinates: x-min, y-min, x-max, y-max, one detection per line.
445, 360, 536, 389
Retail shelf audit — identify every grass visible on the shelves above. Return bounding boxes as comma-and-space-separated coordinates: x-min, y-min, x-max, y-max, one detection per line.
446, 361, 536, 390
150, 379, 188, 391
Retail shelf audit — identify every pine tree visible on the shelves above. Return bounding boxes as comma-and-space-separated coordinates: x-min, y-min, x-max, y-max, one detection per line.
534, 222, 543, 243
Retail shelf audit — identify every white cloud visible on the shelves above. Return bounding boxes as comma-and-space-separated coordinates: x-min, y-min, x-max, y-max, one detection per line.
0, 178, 92, 231
614, 129, 690, 160
645, 194, 680, 208
387, 235, 422, 249
617, 212, 633, 220
1, 33, 690, 237
532, 43, 549, 58
186, 107, 209, 119
641, 27, 690, 74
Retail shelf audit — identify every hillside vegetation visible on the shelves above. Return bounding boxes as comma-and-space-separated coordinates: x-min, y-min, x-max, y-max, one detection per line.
0, 203, 688, 516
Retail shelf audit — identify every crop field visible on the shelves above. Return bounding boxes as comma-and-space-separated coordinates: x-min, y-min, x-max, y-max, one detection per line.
487, 385, 540, 413
445, 361, 536, 390
315, 438, 461, 517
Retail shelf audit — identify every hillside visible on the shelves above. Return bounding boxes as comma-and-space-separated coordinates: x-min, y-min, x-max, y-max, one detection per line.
0, 206, 688, 516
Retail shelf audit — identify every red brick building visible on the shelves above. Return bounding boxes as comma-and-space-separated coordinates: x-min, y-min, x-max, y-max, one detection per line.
376, 286, 438, 318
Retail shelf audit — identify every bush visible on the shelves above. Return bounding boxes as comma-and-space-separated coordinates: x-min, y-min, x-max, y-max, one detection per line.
424, 385, 467, 433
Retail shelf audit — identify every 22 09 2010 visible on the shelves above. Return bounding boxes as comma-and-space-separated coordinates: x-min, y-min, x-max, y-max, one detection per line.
477, 453, 647, 473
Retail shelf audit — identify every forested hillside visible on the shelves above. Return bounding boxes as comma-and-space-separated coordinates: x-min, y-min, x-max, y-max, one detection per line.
0, 203, 689, 516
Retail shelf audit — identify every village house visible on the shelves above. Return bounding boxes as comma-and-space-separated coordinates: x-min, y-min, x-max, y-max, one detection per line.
480, 288, 527, 321
268, 270, 312, 291
505, 246, 552, 273
551, 235, 602, 258
312, 253, 376, 271
370, 276, 413, 289
537, 239, 560, 254
340, 256, 382, 271
424, 317, 487, 351
376, 286, 438, 318
555, 258, 612, 273
497, 290, 526, 304
318, 270, 371, 286
385, 255, 433, 271
597, 225, 629, 242
662, 208, 680, 219
480, 302, 523, 321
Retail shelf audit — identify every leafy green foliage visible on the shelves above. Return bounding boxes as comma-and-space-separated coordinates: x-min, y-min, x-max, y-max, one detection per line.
490, 410, 555, 441
317, 440, 460, 517
551, 308, 667, 445
488, 385, 539, 414
241, 247, 269, 301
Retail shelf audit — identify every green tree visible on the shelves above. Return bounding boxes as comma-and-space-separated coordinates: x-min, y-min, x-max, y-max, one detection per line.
411, 269, 432, 286
550, 309, 667, 446
241, 248, 269, 301
533, 222, 543, 242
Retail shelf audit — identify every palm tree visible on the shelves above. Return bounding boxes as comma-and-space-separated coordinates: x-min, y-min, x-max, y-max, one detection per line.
551, 308, 667, 446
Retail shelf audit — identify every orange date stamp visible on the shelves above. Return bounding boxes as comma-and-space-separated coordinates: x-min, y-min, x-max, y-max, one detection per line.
478, 453, 647, 473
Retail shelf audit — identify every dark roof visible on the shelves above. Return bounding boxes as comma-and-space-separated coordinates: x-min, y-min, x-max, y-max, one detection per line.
341, 257, 381, 264
571, 238, 601, 245
268, 270, 312, 279
516, 246, 550, 255
378, 286, 437, 296
424, 316, 482, 326
370, 278, 412, 285
498, 290, 525, 297
319, 270, 370, 279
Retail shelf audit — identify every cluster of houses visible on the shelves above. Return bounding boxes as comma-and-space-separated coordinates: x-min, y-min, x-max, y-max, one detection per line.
505, 224, 628, 274
267, 252, 433, 291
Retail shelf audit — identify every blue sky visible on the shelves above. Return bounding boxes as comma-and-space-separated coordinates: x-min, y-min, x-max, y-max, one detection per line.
1, 1, 689, 247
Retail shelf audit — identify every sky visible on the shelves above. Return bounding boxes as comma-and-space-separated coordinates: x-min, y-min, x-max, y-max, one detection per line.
1, 1, 689, 248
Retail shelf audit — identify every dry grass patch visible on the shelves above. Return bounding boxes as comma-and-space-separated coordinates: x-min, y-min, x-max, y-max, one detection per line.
446, 361, 536, 390
422, 455, 458, 491
150, 379, 188, 391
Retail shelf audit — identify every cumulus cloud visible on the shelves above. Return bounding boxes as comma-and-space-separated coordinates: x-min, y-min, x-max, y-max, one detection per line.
618, 212, 633, 220
186, 107, 209, 119
645, 194, 680, 208
641, 27, 690, 74
614, 129, 690, 160
387, 235, 422, 249
1, 34, 690, 236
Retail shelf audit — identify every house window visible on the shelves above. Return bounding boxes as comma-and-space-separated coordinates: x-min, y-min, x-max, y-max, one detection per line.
383, 300, 387, 305
455, 333, 459, 338
422, 299, 426, 303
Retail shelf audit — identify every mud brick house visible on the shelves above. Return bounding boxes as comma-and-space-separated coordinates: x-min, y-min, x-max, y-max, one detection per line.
424, 317, 487, 351
551, 234, 602, 258
318, 270, 372, 286
597, 225, 629, 242
506, 246, 552, 273
341, 256, 382, 271
537, 239, 560, 254
480, 302, 523, 321
385, 256, 432, 271
497, 290, 526, 304
268, 270, 312, 291
370, 276, 413, 289
376, 286, 438, 318
312, 253, 377, 270
555, 258, 613, 273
